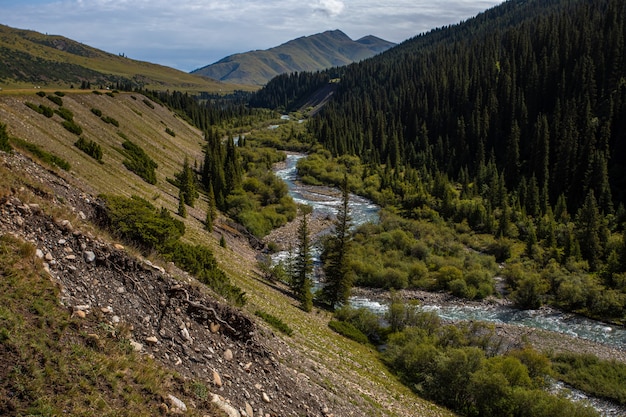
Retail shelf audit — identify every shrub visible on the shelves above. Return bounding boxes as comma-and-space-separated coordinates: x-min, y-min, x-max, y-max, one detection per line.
162, 241, 245, 306
74, 137, 103, 162
91, 108, 103, 117
99, 195, 184, 251
36, 91, 46, 97
552, 353, 626, 405
54, 91, 65, 97
62, 120, 82, 135
92, 90, 102, 95
0, 122, 12, 152
328, 320, 369, 344
40, 105, 54, 117
101, 116, 119, 127
165, 127, 175, 137
255, 310, 293, 336
10, 137, 70, 170
143, 98, 155, 109
46, 94, 63, 106
55, 107, 74, 121
121, 140, 158, 184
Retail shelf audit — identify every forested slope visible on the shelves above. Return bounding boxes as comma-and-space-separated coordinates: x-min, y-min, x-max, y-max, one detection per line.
253, 0, 626, 323
255, 0, 626, 212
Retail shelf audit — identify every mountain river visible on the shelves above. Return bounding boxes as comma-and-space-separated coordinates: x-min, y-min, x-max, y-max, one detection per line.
273, 152, 625, 416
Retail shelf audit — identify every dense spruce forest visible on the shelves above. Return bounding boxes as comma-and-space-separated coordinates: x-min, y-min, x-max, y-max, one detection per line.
251, 0, 626, 320
255, 0, 626, 213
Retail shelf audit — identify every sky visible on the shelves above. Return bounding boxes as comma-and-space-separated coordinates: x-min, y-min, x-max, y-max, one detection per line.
0, 0, 503, 72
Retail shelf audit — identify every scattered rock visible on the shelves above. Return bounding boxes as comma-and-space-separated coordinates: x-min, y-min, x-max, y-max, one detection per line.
213, 369, 223, 387
145, 336, 158, 345
181, 326, 193, 343
245, 402, 254, 417
72, 310, 86, 319
262, 392, 270, 403
211, 394, 241, 417
167, 394, 187, 413
130, 340, 143, 352
224, 348, 233, 361
113, 243, 125, 250
210, 322, 220, 333
83, 251, 96, 263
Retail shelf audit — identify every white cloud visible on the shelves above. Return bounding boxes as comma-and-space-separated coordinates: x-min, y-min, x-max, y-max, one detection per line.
0, 0, 503, 71
315, 0, 345, 17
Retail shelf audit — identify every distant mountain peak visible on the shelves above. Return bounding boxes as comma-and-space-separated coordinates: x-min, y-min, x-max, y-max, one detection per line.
191, 30, 395, 86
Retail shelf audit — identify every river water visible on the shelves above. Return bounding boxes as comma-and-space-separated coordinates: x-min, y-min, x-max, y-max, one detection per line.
273, 152, 625, 415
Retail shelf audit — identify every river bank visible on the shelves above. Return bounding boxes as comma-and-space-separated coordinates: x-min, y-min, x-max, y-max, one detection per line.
351, 287, 626, 363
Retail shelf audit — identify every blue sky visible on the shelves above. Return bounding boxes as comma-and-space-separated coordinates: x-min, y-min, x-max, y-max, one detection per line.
0, 0, 502, 72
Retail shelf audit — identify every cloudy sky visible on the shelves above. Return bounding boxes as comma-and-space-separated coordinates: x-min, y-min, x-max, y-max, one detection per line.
1, 0, 502, 72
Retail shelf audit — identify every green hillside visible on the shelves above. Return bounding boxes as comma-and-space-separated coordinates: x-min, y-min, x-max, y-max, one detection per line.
253, 0, 626, 325
0, 24, 250, 93
192, 30, 395, 86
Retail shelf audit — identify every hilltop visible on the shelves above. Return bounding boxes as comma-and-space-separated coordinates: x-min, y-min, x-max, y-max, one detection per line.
0, 24, 250, 93
191, 30, 395, 86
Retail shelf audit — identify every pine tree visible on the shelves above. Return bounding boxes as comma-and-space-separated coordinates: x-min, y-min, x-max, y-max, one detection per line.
575, 190, 606, 270
205, 183, 216, 231
178, 157, 197, 207
321, 174, 353, 309
178, 188, 187, 218
292, 205, 313, 312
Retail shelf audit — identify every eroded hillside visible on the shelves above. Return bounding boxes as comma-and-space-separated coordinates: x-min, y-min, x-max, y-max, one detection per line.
0, 92, 456, 417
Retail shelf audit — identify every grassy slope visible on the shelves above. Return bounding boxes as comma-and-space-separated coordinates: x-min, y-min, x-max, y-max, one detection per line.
0, 24, 255, 93
0, 235, 224, 417
0, 92, 455, 417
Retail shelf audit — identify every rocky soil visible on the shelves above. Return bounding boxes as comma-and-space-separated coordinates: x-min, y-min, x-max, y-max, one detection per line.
0, 151, 377, 417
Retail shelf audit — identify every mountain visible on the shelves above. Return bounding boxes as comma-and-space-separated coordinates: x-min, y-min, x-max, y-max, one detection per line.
191, 30, 395, 86
256, 0, 626, 214
0, 23, 247, 93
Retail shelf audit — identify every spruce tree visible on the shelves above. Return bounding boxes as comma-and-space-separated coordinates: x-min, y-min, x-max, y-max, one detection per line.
575, 190, 606, 270
177, 188, 187, 218
321, 174, 353, 309
205, 183, 216, 231
178, 157, 197, 207
292, 205, 313, 312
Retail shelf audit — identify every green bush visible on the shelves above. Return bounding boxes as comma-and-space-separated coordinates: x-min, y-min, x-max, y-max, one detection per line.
0, 122, 12, 152
54, 91, 65, 97
142, 98, 155, 109
10, 137, 70, 170
121, 140, 158, 184
552, 353, 626, 405
101, 116, 119, 127
92, 90, 102, 95
36, 91, 46, 97
55, 107, 74, 121
62, 120, 82, 135
165, 127, 175, 137
47, 94, 63, 106
91, 108, 102, 117
328, 320, 370, 344
25, 102, 54, 118
98, 195, 245, 306
255, 310, 293, 335
99, 195, 184, 251
162, 241, 246, 306
74, 137, 103, 162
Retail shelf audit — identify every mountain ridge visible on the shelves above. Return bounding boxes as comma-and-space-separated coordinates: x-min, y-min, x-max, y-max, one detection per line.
0, 23, 248, 93
191, 29, 395, 86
